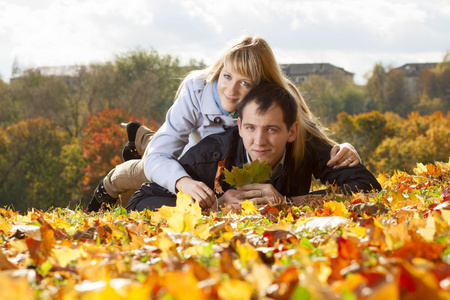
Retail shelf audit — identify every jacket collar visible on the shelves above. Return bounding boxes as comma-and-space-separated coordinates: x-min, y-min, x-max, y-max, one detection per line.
201, 82, 224, 115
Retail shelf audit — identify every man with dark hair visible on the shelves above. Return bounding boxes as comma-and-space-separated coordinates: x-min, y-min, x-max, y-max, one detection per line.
126, 82, 381, 212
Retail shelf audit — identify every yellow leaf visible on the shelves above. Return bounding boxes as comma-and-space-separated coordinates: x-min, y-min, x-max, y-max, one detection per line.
390, 192, 406, 210
343, 225, 366, 238
161, 191, 202, 233
51, 218, 71, 230
84, 280, 125, 300
418, 214, 435, 243
183, 244, 205, 257
294, 217, 311, 228
285, 212, 294, 222
373, 217, 384, 229
0, 220, 12, 235
163, 270, 205, 300
324, 201, 348, 217
440, 210, 450, 227
245, 262, 273, 292
216, 231, 234, 243
241, 200, 259, 215
376, 173, 389, 188
8, 239, 28, 253
413, 163, 428, 176
236, 241, 259, 268
0, 274, 34, 300
332, 273, 366, 293
156, 232, 175, 259
50, 247, 81, 268
194, 223, 211, 240
218, 279, 253, 300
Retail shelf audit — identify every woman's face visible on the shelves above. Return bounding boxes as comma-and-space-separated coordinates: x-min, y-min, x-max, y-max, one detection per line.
217, 65, 255, 113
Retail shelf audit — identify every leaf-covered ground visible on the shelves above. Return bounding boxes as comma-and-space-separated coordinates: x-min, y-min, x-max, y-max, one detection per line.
1, 161, 450, 299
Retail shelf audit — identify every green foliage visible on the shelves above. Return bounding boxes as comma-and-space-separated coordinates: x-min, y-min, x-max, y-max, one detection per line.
0, 118, 85, 212
0, 79, 17, 126
365, 63, 387, 111
113, 48, 205, 121
224, 160, 272, 187
331, 111, 393, 171
385, 69, 409, 116
301, 74, 367, 124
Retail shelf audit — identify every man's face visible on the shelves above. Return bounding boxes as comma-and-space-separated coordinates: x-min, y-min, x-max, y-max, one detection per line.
217, 64, 255, 113
238, 100, 298, 168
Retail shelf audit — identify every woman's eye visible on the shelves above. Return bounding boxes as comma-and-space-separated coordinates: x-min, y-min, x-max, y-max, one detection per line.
224, 74, 231, 80
241, 81, 251, 87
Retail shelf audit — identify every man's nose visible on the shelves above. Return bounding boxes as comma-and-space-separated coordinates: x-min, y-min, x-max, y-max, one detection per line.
254, 130, 267, 145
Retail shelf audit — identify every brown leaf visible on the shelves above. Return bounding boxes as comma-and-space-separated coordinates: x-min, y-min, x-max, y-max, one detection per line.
0, 250, 19, 270
214, 158, 226, 194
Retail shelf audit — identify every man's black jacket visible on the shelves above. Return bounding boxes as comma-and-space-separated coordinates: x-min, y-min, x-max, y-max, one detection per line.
127, 127, 381, 211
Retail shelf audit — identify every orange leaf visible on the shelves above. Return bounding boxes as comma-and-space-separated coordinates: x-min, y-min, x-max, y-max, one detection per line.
214, 158, 226, 194
338, 236, 360, 261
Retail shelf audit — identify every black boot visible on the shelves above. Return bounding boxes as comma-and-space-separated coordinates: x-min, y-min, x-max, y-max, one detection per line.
86, 179, 117, 212
121, 121, 142, 161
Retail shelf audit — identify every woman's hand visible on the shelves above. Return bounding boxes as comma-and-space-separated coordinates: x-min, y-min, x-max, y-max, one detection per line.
327, 143, 361, 169
175, 177, 216, 209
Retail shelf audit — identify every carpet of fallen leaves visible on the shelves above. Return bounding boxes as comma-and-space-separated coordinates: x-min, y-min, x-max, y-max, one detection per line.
1, 161, 450, 299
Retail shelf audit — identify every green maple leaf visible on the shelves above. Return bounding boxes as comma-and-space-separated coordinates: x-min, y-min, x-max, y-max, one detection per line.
224, 160, 272, 187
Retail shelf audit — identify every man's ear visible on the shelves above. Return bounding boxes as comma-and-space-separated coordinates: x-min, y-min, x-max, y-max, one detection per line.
287, 122, 298, 143
238, 117, 243, 138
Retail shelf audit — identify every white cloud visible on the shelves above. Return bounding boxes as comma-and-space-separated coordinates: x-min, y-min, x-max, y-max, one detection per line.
0, 0, 449, 84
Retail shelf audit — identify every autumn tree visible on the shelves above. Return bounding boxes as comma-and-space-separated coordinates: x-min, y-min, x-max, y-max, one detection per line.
372, 111, 450, 173
0, 118, 85, 212
384, 69, 409, 117
9, 69, 88, 138
365, 63, 387, 111
0, 78, 16, 126
331, 111, 397, 172
81, 108, 160, 201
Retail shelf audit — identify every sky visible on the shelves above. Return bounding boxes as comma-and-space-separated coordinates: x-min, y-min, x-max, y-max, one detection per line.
1, 0, 449, 85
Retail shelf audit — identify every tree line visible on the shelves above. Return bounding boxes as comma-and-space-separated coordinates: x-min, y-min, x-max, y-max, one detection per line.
0, 49, 449, 212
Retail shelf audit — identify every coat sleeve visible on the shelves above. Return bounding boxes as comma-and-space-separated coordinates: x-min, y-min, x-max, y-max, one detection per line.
310, 141, 382, 194
143, 76, 206, 194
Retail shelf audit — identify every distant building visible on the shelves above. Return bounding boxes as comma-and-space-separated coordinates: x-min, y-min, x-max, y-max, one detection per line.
280, 63, 354, 84
391, 63, 438, 96
10, 65, 89, 87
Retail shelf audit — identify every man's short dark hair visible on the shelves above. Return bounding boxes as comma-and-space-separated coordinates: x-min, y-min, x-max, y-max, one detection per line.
237, 82, 298, 129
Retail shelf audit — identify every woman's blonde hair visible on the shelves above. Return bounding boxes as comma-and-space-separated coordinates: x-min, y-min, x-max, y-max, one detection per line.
177, 35, 336, 169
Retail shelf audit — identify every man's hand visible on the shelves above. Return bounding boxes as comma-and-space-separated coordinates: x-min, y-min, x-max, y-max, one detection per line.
327, 143, 361, 169
175, 177, 216, 209
219, 183, 283, 209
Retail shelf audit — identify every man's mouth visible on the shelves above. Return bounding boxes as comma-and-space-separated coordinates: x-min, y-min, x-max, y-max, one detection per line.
253, 149, 270, 155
